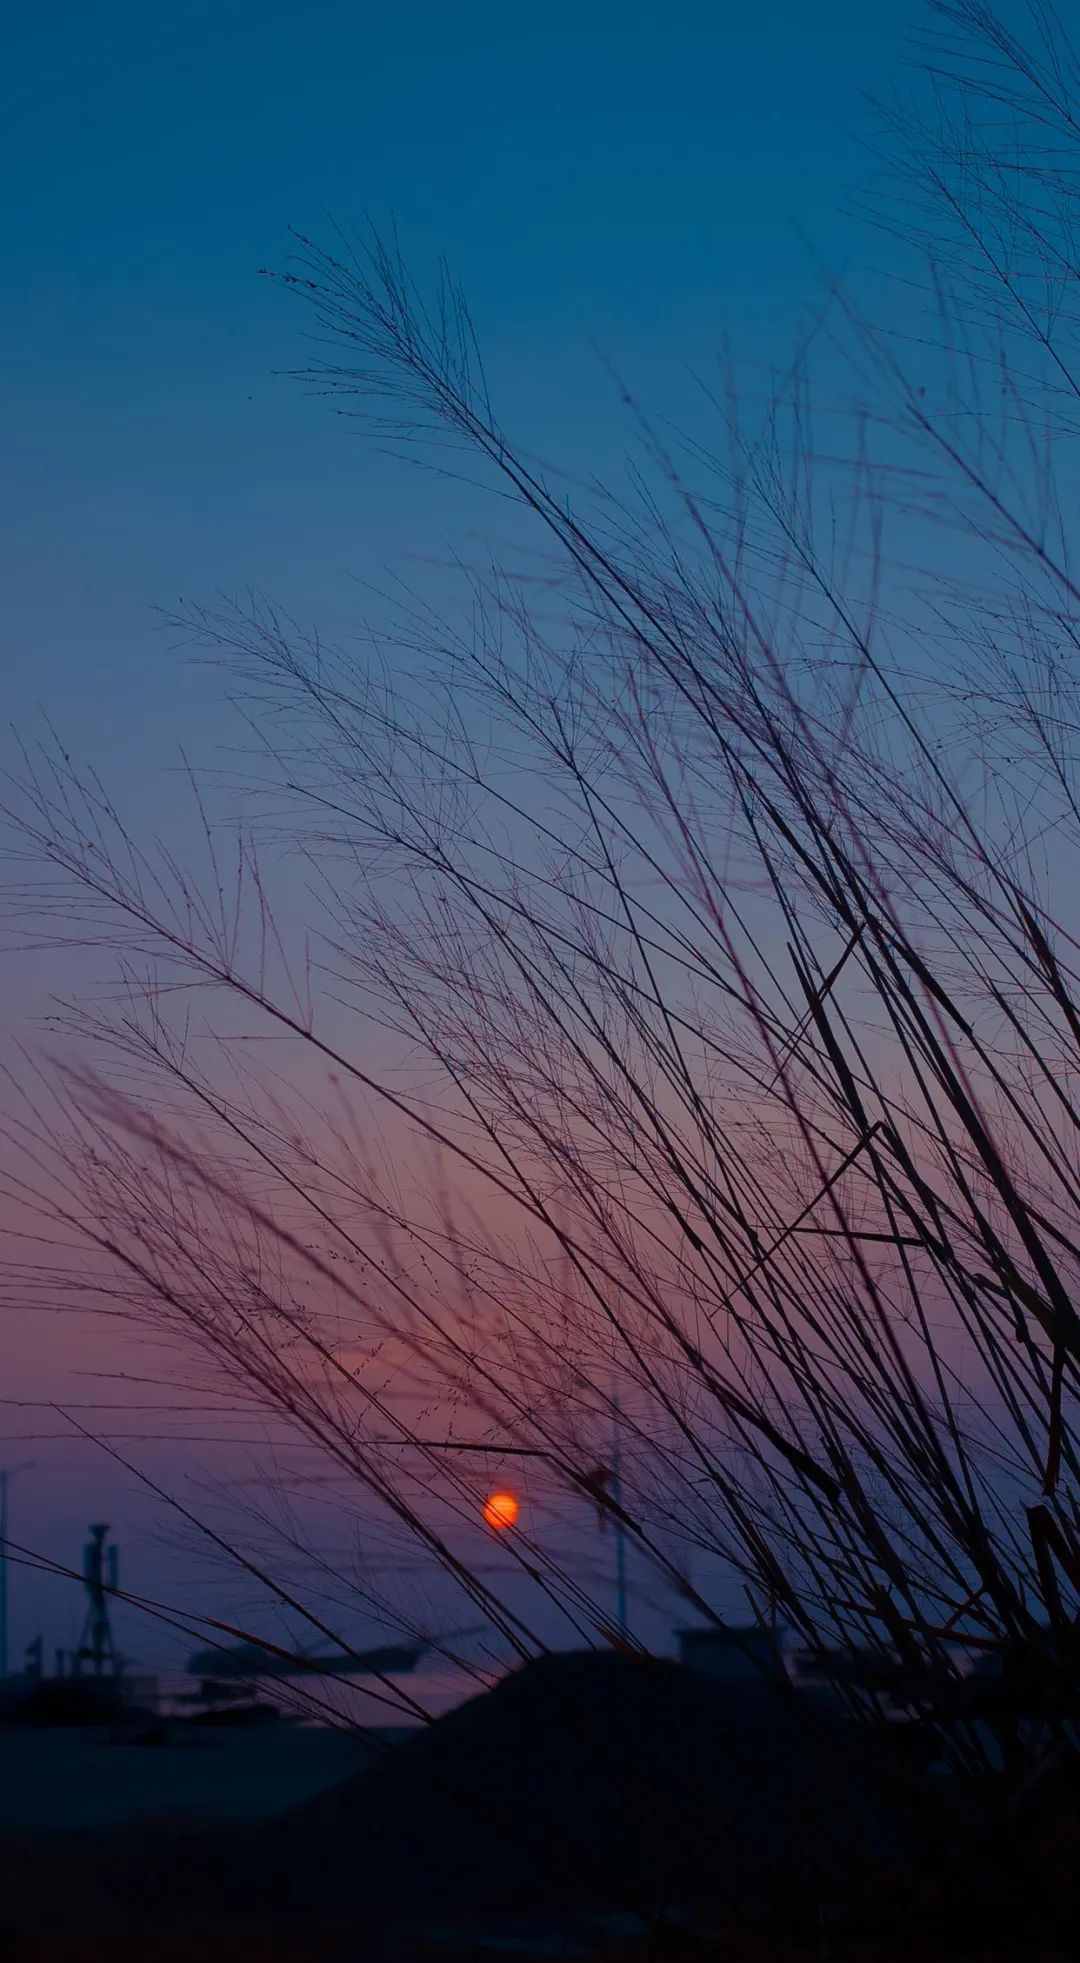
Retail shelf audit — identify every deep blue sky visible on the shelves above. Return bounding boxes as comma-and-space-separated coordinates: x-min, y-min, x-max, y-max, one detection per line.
4, 1, 914, 778
2, 0, 924, 1669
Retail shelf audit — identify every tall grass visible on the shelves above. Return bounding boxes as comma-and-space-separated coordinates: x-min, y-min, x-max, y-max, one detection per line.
3, 0, 1079, 1807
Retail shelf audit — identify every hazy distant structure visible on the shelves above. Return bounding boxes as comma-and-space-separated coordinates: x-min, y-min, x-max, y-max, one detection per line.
678, 1624, 788, 1683
2, 1521, 160, 1726
185, 1636, 427, 1685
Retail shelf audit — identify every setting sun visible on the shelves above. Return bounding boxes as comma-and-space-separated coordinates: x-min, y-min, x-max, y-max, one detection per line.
482, 1490, 519, 1531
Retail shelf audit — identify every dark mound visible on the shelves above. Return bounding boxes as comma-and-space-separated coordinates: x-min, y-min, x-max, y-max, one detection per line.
260, 1650, 918, 1929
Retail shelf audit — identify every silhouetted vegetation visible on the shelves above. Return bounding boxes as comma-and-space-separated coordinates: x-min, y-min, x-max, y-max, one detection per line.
4, 2, 1080, 1952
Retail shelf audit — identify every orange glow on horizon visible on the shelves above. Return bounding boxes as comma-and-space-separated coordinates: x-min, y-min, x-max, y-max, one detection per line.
482, 1490, 520, 1531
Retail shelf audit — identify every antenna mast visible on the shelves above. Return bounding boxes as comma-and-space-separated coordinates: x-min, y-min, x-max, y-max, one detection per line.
74, 1524, 120, 1678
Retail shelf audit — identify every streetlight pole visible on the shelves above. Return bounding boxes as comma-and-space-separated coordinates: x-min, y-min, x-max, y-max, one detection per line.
611, 1393, 628, 1637
0, 1462, 35, 1679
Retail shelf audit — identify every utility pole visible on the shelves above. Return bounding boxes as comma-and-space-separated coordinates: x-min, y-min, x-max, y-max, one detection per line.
611, 1392, 628, 1636
0, 1462, 36, 1679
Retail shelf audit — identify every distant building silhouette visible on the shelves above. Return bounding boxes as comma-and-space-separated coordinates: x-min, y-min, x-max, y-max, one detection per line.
678, 1623, 788, 1683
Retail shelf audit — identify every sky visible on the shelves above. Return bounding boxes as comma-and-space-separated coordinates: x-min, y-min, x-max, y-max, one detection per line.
4, 0, 915, 777
0, 0, 931, 1680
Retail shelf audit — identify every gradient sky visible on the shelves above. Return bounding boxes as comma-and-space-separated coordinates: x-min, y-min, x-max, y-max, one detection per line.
1, 0, 926, 1675
5, 0, 914, 771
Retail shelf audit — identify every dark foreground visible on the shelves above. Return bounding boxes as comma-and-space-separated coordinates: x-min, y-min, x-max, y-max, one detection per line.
0, 1841, 1073, 1963
0, 1652, 1075, 1962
